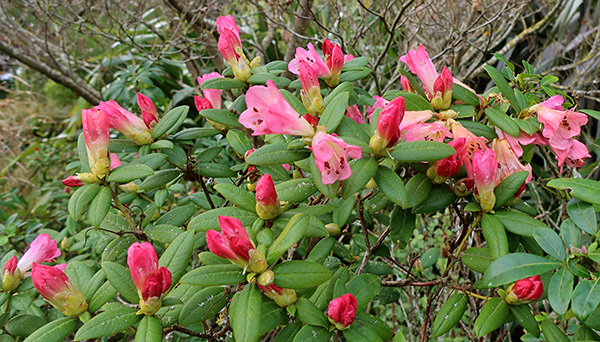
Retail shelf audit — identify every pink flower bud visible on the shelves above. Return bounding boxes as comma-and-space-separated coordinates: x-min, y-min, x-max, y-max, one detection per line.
82, 108, 110, 178
325, 43, 344, 87
137, 93, 158, 129
431, 67, 453, 110
198, 72, 224, 110
127, 242, 172, 315
345, 105, 365, 124
99, 100, 153, 145
61, 176, 84, 188
322, 39, 335, 58
505, 275, 544, 305
328, 293, 358, 330
32, 263, 88, 317
426, 138, 465, 184
216, 15, 240, 37
258, 283, 297, 308
299, 62, 324, 116
399, 45, 438, 96
2, 256, 19, 292
312, 132, 362, 185
256, 174, 279, 220
194, 96, 213, 111
472, 149, 497, 212
452, 178, 475, 197
110, 153, 122, 170
401, 76, 414, 93
370, 97, 404, 154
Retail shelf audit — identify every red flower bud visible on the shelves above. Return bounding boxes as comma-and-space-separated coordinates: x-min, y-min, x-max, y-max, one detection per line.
327, 293, 358, 330
505, 275, 544, 305
32, 263, 88, 317
127, 242, 172, 315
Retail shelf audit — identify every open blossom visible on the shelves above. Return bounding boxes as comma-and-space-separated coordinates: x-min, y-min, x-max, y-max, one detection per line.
299, 62, 324, 116
206, 216, 267, 273
216, 15, 251, 81
82, 108, 111, 178
127, 242, 172, 315
239, 80, 315, 137
403, 121, 452, 143
99, 100, 153, 145
492, 137, 532, 186
32, 263, 88, 317
137, 93, 158, 129
288, 42, 330, 77
312, 131, 362, 185
288, 40, 352, 87
505, 275, 544, 305
198, 72, 224, 110
255, 174, 280, 220
451, 122, 488, 178
328, 293, 358, 330
370, 97, 405, 154
345, 105, 365, 124
258, 284, 297, 308
322, 39, 345, 87
366, 96, 390, 121
3, 234, 61, 292
472, 149, 498, 212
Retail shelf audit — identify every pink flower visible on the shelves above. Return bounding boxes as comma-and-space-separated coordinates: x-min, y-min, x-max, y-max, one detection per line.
472, 149, 498, 212
137, 93, 158, 129
198, 72, 224, 110
312, 132, 362, 184
239, 80, 315, 137
403, 121, 452, 143
216, 16, 251, 82
194, 96, 213, 111
323, 40, 344, 87
2, 234, 62, 287
345, 105, 365, 124
328, 293, 358, 330
99, 100, 153, 145
258, 284, 297, 308
431, 67, 453, 110
288, 43, 330, 77
399, 45, 439, 96
451, 122, 488, 178
426, 138, 465, 184
563, 140, 591, 168
370, 97, 405, 154
82, 108, 110, 178
398, 110, 434, 132
505, 275, 544, 305
127, 242, 172, 315
492, 138, 532, 185
256, 174, 280, 220
366, 96, 390, 121
61, 176, 84, 187
206, 216, 267, 273
299, 62, 324, 116
400, 76, 414, 93
216, 15, 240, 37
32, 263, 88, 317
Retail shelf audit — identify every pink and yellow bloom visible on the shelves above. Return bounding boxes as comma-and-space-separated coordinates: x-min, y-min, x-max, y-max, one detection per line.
99, 100, 153, 145
299, 62, 324, 116
32, 263, 88, 317
312, 131, 362, 185
328, 293, 358, 330
127, 242, 172, 315
472, 149, 498, 212
82, 107, 111, 178
255, 174, 280, 220
370, 97, 405, 154
239, 80, 315, 137
206, 216, 267, 273
216, 15, 251, 81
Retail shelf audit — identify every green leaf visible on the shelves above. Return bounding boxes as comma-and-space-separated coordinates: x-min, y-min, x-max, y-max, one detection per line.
397, 69, 427, 98
149, 140, 173, 149
247, 73, 290, 87
179, 287, 230, 326
383, 90, 432, 111
64, 261, 93, 292
481, 214, 509, 260
133, 153, 168, 170
5, 315, 45, 337
188, 207, 257, 231
307, 237, 336, 264
230, 283, 262, 342
267, 214, 309, 264
341, 57, 368, 71
246, 143, 311, 166
540, 319, 569, 342
135, 316, 162, 342
493, 210, 550, 237
511, 304, 540, 337
354, 311, 393, 341
481, 253, 562, 288
333, 196, 355, 227
494, 171, 529, 208
431, 293, 468, 337
152, 106, 188, 139
201, 77, 245, 89
346, 274, 381, 311
452, 83, 480, 106
75, 306, 141, 340
23, 317, 78, 342
390, 206, 416, 249
323, 82, 353, 107
319, 92, 349, 132
533, 228, 566, 261
197, 163, 237, 178
68, 184, 100, 221
391, 141, 456, 162
77, 132, 91, 172
259, 301, 287, 336
214, 183, 256, 213
343, 324, 383, 342
296, 298, 328, 328
567, 200, 597, 235
173, 127, 219, 141
159, 230, 195, 284
273, 261, 332, 289
292, 325, 332, 342
106, 164, 154, 183
548, 267, 573, 315
560, 219, 581, 249
485, 107, 520, 137
200, 109, 241, 127
573, 279, 600, 321
339, 67, 372, 83
139, 169, 181, 190
460, 120, 497, 141
275, 178, 317, 203
374, 166, 408, 208
412, 184, 456, 214
474, 298, 509, 337
108, 138, 140, 153
87, 187, 112, 227
180, 264, 245, 286
101, 261, 139, 304
82, 269, 106, 302
280, 89, 309, 115
405, 174, 431, 208
309, 155, 339, 199
341, 156, 377, 200
155, 204, 196, 226
88, 282, 117, 312
462, 247, 493, 273
227, 129, 253, 155
421, 248, 440, 268
483, 65, 521, 112
548, 178, 600, 205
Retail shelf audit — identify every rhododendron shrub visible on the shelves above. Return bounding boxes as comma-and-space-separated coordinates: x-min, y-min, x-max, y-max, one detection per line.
2, 14, 599, 342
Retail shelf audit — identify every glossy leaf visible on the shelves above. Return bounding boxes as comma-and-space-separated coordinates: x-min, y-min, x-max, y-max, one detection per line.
390, 206, 416, 249
485, 107, 520, 137
201, 77, 245, 89
341, 156, 378, 200
474, 298, 509, 337
135, 316, 162, 342
179, 287, 230, 326
566, 200, 597, 235
548, 267, 573, 315
462, 247, 493, 273
483, 65, 521, 112
494, 171, 529, 208
540, 319, 569, 342
481, 214, 509, 260
548, 178, 600, 205
246, 143, 311, 166
391, 141, 456, 162
493, 210, 550, 237
214, 183, 257, 213
374, 166, 407, 207
431, 293, 468, 337
22, 318, 78, 342
273, 261, 332, 289
106, 164, 154, 183
405, 174, 431, 208
320, 91, 349, 132
152, 106, 188, 139
88, 186, 112, 226
275, 178, 317, 203
68, 183, 100, 221
511, 304, 540, 337
159, 230, 195, 284
102, 261, 139, 304
572, 279, 600, 321
346, 274, 381, 311
533, 228, 566, 261
267, 213, 309, 264
296, 298, 328, 328
180, 264, 245, 286
75, 306, 141, 340
230, 283, 262, 342
481, 253, 561, 288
